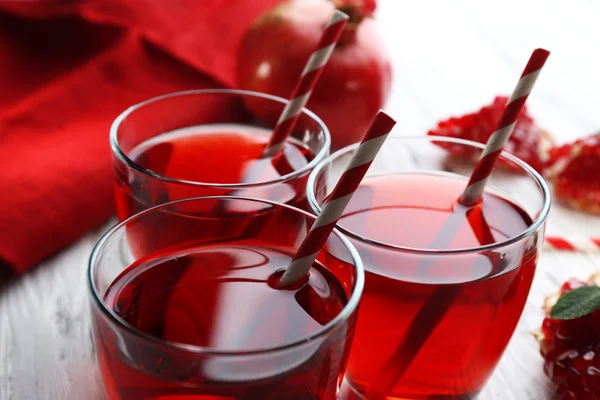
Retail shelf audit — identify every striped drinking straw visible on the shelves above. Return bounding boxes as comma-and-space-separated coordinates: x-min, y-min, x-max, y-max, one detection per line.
215, 10, 347, 208
544, 235, 600, 252
278, 111, 396, 287
459, 48, 551, 206
262, 10, 349, 157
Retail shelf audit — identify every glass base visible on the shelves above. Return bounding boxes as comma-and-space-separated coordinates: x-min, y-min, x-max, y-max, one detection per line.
338, 377, 480, 400
338, 378, 366, 400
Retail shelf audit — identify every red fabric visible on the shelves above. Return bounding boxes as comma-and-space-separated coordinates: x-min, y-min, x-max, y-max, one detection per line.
0, 0, 280, 273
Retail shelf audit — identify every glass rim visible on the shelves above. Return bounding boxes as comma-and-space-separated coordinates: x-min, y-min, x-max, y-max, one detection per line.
307, 135, 552, 255
88, 196, 364, 356
109, 89, 332, 189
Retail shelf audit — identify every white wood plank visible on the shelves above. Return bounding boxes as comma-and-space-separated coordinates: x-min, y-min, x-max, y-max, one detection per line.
0, 227, 107, 400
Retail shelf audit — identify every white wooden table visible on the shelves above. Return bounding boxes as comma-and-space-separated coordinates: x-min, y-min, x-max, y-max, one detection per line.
1, 1, 600, 399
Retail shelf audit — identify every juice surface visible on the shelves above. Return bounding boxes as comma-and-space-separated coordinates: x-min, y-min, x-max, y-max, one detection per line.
94, 240, 351, 400
104, 242, 347, 349
115, 123, 315, 219
130, 124, 312, 185
342, 173, 530, 250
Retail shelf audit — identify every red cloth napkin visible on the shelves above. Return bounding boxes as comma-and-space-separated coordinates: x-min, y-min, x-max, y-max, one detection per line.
0, 0, 280, 273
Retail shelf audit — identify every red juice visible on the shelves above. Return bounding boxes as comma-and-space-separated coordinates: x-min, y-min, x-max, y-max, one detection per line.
114, 124, 314, 220
93, 239, 352, 400
337, 172, 537, 399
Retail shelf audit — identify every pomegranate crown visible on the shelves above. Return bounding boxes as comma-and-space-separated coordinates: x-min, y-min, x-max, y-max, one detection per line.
334, 0, 376, 22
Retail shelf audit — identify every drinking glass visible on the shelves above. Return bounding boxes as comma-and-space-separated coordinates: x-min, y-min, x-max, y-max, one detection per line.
88, 196, 363, 399
307, 136, 550, 399
110, 89, 330, 220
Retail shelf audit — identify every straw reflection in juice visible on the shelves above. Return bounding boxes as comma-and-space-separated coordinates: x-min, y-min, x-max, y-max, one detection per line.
114, 123, 314, 219
94, 238, 352, 400
339, 172, 537, 399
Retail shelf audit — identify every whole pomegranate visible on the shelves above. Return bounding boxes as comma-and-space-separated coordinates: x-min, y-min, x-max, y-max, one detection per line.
237, 0, 392, 150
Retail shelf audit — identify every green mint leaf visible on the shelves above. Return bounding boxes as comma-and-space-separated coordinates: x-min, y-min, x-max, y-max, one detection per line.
551, 286, 600, 320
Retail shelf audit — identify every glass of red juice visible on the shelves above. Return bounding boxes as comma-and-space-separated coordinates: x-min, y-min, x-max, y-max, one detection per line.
88, 196, 363, 399
308, 136, 550, 399
110, 89, 330, 220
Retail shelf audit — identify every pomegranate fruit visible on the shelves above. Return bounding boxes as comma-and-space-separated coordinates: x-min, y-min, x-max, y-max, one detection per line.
237, 0, 392, 150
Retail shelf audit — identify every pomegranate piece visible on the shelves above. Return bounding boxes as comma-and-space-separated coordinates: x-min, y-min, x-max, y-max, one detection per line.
538, 275, 600, 398
546, 133, 600, 214
542, 278, 589, 313
428, 96, 553, 173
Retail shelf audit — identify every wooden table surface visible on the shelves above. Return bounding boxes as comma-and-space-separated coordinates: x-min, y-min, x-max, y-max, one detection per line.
2, 1, 600, 399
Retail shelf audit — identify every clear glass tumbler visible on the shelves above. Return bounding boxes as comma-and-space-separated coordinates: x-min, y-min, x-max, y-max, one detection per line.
88, 196, 363, 399
110, 89, 330, 220
308, 136, 550, 399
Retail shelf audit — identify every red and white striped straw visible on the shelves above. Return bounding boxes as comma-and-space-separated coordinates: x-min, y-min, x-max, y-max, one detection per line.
262, 10, 349, 157
544, 236, 600, 252
278, 111, 396, 287
459, 48, 550, 206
